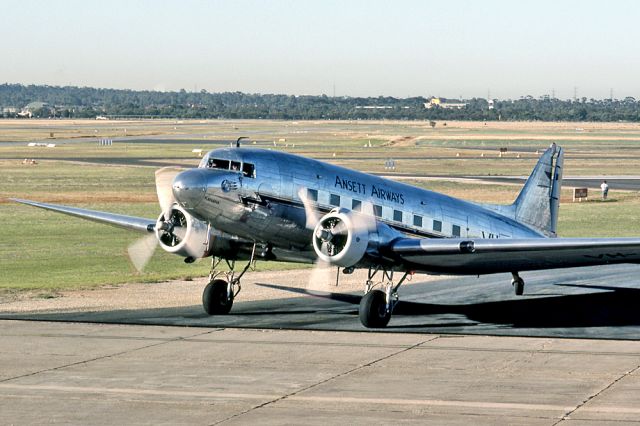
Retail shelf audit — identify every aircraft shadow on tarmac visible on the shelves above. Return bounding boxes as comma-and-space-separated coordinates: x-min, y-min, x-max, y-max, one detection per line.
2, 283, 640, 335
256, 283, 640, 329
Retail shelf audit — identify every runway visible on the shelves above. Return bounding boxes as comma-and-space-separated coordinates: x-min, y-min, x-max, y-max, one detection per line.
3, 264, 640, 340
476, 175, 640, 191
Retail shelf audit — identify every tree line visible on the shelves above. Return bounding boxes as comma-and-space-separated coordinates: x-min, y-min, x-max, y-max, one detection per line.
1, 83, 640, 121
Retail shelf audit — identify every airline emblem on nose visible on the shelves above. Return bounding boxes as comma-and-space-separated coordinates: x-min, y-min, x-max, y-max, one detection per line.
221, 180, 238, 193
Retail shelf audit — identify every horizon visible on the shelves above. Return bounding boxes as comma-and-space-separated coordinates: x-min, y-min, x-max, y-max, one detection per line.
3, 82, 636, 102
2, 1, 640, 99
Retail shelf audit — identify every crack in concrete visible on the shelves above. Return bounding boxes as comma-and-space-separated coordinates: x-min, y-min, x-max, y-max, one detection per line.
0, 328, 221, 384
553, 362, 640, 424
210, 335, 440, 425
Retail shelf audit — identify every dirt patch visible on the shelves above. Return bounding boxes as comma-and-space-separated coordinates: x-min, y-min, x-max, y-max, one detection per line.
383, 136, 418, 147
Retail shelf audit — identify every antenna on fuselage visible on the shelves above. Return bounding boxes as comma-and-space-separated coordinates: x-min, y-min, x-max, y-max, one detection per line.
235, 137, 248, 148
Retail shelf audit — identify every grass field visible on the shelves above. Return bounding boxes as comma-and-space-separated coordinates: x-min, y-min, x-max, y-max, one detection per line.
2, 119, 640, 292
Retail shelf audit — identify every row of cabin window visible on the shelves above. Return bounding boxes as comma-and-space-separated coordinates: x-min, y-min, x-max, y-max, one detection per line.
307, 189, 462, 237
207, 158, 256, 178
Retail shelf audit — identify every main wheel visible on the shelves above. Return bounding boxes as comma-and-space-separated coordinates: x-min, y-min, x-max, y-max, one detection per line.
359, 290, 391, 328
513, 278, 524, 296
202, 279, 234, 315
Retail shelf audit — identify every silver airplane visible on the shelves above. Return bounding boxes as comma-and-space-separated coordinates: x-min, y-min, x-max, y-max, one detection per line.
13, 142, 640, 327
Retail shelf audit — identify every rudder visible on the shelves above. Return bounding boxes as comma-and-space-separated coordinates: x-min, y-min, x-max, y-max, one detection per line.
513, 143, 563, 237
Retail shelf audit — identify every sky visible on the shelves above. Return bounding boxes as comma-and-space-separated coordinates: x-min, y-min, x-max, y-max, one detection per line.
2, 0, 640, 99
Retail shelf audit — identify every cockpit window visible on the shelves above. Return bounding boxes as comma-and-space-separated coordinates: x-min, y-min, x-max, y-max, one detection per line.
242, 162, 255, 178
208, 158, 230, 170
203, 156, 254, 178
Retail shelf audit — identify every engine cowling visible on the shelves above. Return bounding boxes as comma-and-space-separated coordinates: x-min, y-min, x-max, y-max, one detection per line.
312, 209, 371, 267
156, 204, 210, 260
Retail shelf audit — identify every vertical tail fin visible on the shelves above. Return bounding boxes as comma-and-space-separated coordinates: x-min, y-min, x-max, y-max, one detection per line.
513, 144, 563, 237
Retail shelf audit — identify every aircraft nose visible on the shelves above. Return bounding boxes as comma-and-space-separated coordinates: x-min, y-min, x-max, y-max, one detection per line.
172, 169, 206, 209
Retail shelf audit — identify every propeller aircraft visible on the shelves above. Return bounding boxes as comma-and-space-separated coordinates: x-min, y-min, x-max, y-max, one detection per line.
14, 141, 640, 327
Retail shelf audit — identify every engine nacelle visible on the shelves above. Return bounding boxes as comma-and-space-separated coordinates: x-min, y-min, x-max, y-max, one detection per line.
312, 209, 371, 267
156, 204, 210, 260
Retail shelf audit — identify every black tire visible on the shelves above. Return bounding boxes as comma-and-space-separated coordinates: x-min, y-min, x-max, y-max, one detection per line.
359, 290, 391, 328
202, 279, 234, 315
514, 279, 524, 296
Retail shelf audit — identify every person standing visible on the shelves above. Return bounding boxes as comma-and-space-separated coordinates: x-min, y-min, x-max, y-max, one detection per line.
600, 180, 609, 200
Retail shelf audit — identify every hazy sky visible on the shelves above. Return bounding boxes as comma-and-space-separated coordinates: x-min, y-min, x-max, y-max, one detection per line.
2, 0, 640, 99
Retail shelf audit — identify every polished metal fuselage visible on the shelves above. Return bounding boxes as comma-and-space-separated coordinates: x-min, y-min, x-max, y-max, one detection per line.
180, 147, 543, 267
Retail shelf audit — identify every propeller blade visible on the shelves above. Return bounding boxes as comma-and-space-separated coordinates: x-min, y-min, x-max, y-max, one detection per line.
320, 241, 330, 256
127, 233, 158, 272
331, 220, 348, 235
155, 167, 181, 215
307, 259, 334, 289
353, 200, 377, 233
172, 225, 187, 242
298, 187, 320, 230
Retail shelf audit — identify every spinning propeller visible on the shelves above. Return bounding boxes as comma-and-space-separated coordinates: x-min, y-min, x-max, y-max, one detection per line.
298, 187, 376, 287
127, 167, 185, 272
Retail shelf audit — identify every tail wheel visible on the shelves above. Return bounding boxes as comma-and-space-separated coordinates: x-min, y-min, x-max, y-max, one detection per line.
203, 279, 234, 315
359, 290, 391, 328
513, 278, 525, 296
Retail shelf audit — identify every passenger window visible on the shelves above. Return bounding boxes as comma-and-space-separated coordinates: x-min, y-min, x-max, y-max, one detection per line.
452, 224, 461, 237
413, 215, 423, 227
373, 204, 382, 217
307, 188, 318, 202
208, 158, 230, 170
352, 199, 362, 212
330, 194, 340, 207
433, 220, 442, 232
393, 210, 403, 222
231, 161, 241, 172
242, 162, 255, 178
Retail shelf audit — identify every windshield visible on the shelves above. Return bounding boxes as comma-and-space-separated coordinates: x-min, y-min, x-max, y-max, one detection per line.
199, 154, 255, 178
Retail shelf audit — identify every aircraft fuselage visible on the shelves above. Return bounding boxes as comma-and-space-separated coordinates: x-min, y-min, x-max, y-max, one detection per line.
172, 147, 543, 267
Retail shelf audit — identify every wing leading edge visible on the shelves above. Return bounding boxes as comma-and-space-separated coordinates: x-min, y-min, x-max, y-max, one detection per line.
389, 237, 640, 275
11, 199, 155, 233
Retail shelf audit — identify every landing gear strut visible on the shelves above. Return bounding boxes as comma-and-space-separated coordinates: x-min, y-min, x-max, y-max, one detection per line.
202, 244, 257, 315
511, 272, 524, 296
359, 266, 409, 328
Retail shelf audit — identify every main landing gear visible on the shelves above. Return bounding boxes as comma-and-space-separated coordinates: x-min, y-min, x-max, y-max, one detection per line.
511, 271, 525, 296
359, 266, 410, 328
202, 244, 257, 315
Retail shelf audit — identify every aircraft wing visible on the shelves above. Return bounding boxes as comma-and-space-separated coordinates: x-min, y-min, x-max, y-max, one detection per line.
389, 237, 640, 275
11, 199, 155, 233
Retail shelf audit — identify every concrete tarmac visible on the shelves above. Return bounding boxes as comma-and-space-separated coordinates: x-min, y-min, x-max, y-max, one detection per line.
3, 265, 640, 423
1, 320, 639, 424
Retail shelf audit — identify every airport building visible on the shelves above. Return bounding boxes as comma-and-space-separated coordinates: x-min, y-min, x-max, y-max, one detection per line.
16, 101, 50, 118
424, 97, 468, 109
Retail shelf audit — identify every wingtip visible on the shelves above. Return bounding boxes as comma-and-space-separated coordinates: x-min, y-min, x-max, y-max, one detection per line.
9, 198, 41, 207
9, 198, 31, 204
